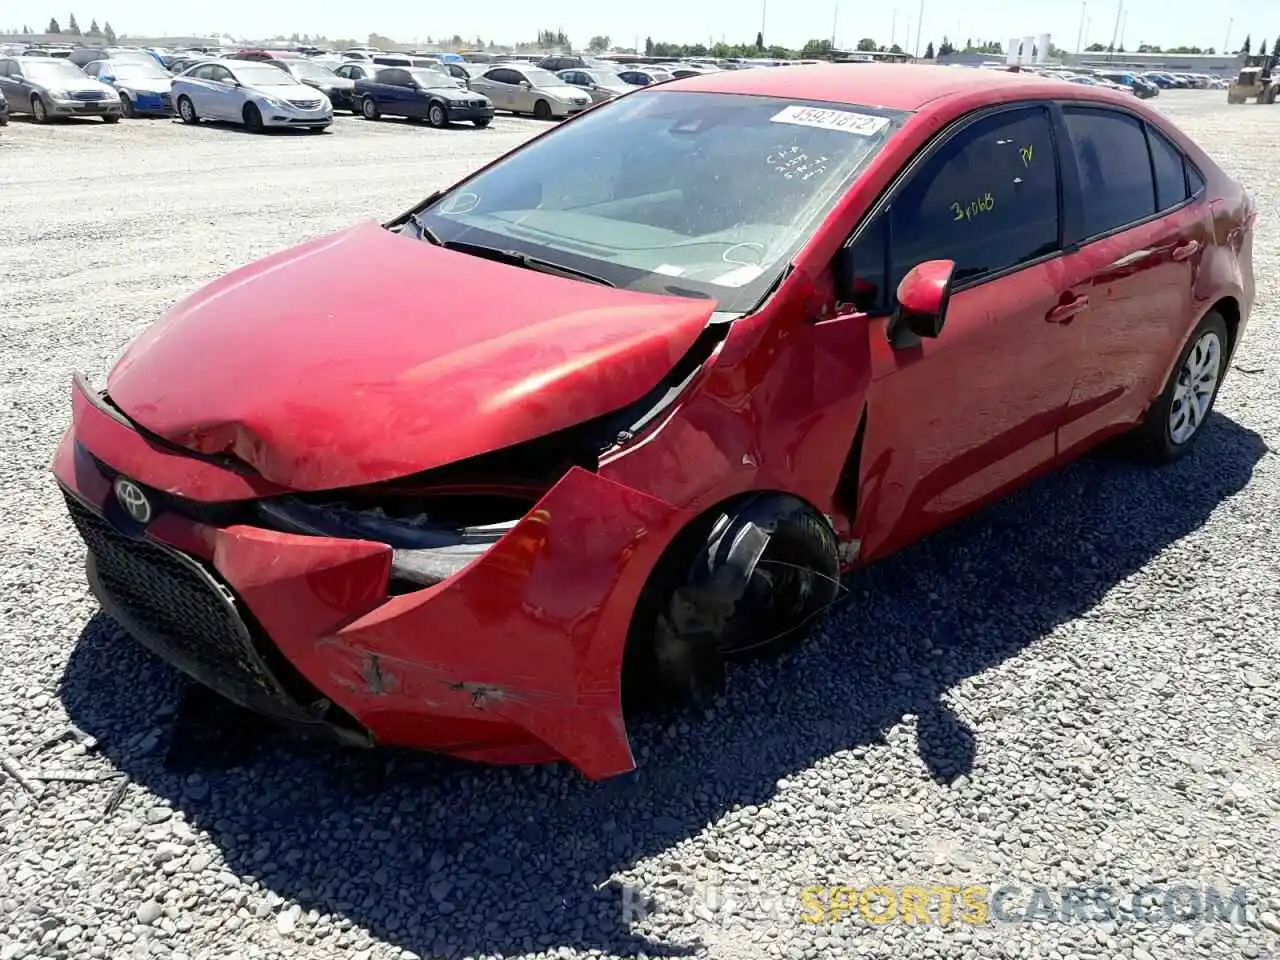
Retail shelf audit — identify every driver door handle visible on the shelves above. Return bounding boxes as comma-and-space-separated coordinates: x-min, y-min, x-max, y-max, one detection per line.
1172, 240, 1202, 262
1046, 296, 1089, 324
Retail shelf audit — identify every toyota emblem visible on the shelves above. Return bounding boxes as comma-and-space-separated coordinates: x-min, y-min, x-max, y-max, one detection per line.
113, 477, 152, 524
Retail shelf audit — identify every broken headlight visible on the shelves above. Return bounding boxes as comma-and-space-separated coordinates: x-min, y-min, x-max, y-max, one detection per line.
256, 497, 521, 588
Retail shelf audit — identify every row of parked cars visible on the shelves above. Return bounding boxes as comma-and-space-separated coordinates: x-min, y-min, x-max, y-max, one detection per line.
0, 44, 723, 133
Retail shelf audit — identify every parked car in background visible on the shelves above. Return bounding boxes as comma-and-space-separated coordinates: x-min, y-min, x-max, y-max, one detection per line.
617, 68, 663, 86
227, 49, 289, 63
1096, 71, 1159, 98
171, 59, 332, 132
0, 56, 121, 122
68, 46, 159, 68
84, 58, 174, 117
271, 58, 357, 113
557, 68, 633, 103
539, 55, 587, 72
355, 66, 493, 127
443, 62, 482, 86
469, 64, 590, 118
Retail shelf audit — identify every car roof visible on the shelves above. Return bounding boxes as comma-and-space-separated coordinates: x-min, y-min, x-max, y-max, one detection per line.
666, 63, 1119, 111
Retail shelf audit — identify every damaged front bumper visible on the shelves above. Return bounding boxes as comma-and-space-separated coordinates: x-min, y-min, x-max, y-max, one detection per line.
53, 376, 684, 780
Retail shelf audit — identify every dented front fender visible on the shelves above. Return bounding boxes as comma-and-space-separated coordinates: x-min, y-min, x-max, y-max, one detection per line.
213, 467, 687, 780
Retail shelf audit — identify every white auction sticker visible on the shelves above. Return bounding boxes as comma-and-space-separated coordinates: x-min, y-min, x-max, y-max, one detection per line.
770, 105, 890, 136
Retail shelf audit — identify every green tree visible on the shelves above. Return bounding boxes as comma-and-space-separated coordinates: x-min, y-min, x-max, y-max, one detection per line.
937, 37, 954, 56
1242, 34, 1252, 54
1085, 42, 1106, 51
801, 38, 833, 56
856, 37, 877, 51
67, 13, 80, 34
88, 18, 98, 33
588, 35, 610, 52
756, 30, 764, 51
103, 21, 115, 42
47, 17, 61, 32
1259, 38, 1268, 59
645, 36, 653, 55
924, 40, 935, 58
890, 43, 903, 54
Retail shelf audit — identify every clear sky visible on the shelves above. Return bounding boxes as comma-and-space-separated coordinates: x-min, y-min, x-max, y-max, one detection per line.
8, 0, 1248, 54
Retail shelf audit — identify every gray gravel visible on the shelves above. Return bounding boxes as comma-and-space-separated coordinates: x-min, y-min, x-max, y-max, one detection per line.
2, 91, 1279, 960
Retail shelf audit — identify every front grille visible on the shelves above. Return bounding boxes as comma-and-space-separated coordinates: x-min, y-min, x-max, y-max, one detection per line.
63, 492, 316, 723
71, 90, 107, 101
287, 98, 322, 109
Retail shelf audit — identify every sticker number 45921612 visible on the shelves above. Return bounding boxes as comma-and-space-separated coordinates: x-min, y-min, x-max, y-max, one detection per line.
769, 105, 891, 136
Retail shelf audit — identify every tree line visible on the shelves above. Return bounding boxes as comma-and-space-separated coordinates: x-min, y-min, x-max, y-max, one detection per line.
16, 14, 118, 43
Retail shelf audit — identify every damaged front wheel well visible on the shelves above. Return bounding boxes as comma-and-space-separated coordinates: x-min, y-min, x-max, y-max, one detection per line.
621, 491, 841, 716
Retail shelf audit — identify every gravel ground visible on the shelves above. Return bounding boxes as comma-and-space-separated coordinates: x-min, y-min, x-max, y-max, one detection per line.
2, 90, 1280, 960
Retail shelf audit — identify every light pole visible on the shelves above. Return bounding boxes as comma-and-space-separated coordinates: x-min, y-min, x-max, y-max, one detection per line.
1107, 0, 1122, 58
1224, 17, 1233, 55
891, 8, 898, 48
1076, 0, 1087, 53
760, 0, 767, 43
832, 1, 839, 49
915, 0, 924, 57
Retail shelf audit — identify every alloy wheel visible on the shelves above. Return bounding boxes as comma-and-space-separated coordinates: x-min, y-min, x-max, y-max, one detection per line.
1168, 331, 1222, 445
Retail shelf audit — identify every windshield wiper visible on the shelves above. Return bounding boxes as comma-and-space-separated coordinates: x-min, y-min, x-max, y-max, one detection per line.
406, 212, 443, 246
438, 239, 616, 287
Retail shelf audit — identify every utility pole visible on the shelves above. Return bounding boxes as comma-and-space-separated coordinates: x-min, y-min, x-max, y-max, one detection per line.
915, 0, 924, 57
1076, 0, 1087, 53
1224, 17, 1233, 54
760, 0, 767, 42
1107, 0, 1122, 60
832, 1, 839, 49
891, 8, 898, 48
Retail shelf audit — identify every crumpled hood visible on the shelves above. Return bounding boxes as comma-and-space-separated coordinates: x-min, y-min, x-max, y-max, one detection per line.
107, 221, 718, 492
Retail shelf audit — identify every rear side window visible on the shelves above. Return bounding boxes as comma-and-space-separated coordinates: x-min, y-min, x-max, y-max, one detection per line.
1188, 163, 1206, 194
889, 106, 1060, 286
1147, 126, 1189, 211
1062, 107, 1156, 237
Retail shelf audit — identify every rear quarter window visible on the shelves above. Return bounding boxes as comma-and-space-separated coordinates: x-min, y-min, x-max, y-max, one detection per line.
1147, 125, 1190, 211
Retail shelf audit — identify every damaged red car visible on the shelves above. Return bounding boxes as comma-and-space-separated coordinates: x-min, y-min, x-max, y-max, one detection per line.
54, 65, 1254, 780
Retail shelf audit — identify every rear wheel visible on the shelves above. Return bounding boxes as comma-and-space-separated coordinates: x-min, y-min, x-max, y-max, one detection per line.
533, 99, 552, 120
1128, 311, 1229, 462
242, 103, 264, 133
360, 97, 380, 120
177, 95, 198, 124
427, 102, 448, 127
102, 113, 119, 124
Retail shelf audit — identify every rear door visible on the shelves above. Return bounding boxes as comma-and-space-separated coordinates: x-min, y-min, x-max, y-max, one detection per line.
1053, 104, 1213, 454
835, 104, 1089, 555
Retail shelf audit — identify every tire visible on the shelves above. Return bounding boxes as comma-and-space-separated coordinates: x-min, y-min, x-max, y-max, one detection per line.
119, 94, 134, 118
533, 99, 552, 120
360, 97, 380, 120
1129, 311, 1230, 463
623, 494, 841, 711
177, 95, 198, 124
242, 103, 264, 133
31, 95, 48, 124
427, 102, 447, 128
102, 114, 119, 124
474, 118, 490, 128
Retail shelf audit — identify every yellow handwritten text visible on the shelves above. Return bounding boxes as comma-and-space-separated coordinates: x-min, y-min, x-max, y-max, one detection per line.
1020, 144, 1034, 167
951, 192, 995, 222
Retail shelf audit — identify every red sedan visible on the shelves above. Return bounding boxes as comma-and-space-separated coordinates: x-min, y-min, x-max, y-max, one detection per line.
53, 65, 1254, 780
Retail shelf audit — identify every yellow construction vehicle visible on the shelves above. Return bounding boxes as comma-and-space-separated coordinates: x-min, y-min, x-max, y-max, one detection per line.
1229, 53, 1280, 102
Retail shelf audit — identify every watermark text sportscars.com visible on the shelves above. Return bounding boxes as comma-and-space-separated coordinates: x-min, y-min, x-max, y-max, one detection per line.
618, 882, 1252, 927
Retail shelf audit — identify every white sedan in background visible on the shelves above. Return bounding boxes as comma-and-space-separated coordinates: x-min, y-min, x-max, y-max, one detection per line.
172, 59, 332, 132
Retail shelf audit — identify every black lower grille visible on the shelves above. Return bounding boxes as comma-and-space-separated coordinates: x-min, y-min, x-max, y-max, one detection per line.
64, 492, 317, 724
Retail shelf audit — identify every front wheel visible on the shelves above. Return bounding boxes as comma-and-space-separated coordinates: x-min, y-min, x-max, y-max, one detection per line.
1129, 311, 1229, 462
242, 103, 264, 133
31, 96, 48, 123
119, 94, 135, 118
474, 117, 490, 128
177, 95, 198, 124
427, 102, 448, 128
102, 114, 119, 124
533, 99, 552, 120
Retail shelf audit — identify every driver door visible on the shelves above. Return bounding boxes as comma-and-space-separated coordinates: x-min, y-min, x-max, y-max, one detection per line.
205, 64, 242, 120
823, 104, 1087, 558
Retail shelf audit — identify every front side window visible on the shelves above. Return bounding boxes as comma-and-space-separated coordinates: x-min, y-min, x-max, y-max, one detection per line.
418, 91, 907, 312
1061, 106, 1156, 238
889, 105, 1059, 288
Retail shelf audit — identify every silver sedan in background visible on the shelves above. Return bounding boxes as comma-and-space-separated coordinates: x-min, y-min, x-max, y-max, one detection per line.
0, 55, 120, 122
467, 64, 590, 119
171, 59, 332, 132
556, 68, 632, 104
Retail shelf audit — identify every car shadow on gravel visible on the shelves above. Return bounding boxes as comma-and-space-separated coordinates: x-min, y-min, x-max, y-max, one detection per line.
57, 412, 1268, 959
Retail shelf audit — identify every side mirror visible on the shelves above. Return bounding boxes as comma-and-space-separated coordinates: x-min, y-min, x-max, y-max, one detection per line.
520, 80, 532, 89
886, 260, 955, 349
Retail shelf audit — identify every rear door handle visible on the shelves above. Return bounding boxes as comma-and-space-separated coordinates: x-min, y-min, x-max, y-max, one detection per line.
1046, 296, 1089, 324
1172, 240, 1202, 262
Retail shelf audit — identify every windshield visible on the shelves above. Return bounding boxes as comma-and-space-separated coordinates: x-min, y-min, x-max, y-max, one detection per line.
24, 59, 86, 82
587, 71, 624, 85
408, 67, 450, 86
419, 91, 906, 312
520, 67, 564, 86
111, 60, 170, 79
231, 63, 294, 87
286, 60, 335, 80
